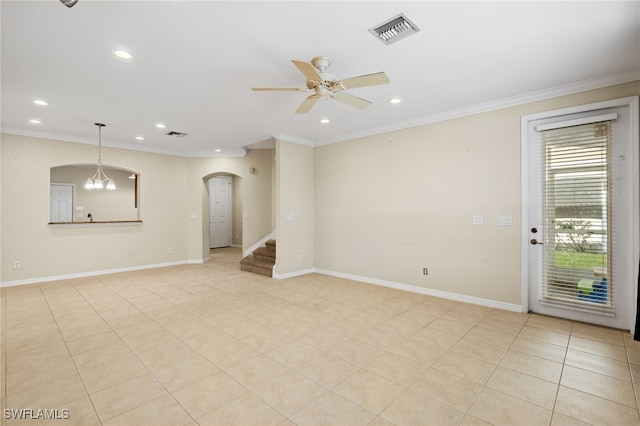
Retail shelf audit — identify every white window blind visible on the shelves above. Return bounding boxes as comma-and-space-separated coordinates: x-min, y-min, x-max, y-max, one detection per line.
539, 120, 614, 315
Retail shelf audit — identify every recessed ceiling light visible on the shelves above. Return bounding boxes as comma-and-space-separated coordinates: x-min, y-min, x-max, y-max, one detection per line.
320, 118, 330, 124
29, 119, 42, 124
155, 123, 166, 129
389, 97, 402, 104
33, 99, 48, 106
112, 49, 133, 60
135, 136, 144, 141
214, 149, 223, 153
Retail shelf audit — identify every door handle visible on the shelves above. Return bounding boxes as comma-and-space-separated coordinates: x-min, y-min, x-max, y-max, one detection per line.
530, 239, 543, 245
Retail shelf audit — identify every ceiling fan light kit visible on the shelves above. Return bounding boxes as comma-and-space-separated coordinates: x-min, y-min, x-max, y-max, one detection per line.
252, 56, 390, 114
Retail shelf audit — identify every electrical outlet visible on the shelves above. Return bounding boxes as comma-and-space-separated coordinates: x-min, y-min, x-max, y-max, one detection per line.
296, 254, 301, 261
423, 267, 428, 275
12, 261, 20, 269
167, 248, 173, 254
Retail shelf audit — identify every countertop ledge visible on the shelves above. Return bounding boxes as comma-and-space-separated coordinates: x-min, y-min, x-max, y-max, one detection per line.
48, 220, 143, 225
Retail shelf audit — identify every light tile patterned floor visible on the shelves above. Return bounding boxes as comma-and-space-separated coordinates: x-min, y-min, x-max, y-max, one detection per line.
2, 247, 640, 425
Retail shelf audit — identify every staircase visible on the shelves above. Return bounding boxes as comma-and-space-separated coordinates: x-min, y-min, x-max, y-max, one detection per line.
240, 240, 276, 277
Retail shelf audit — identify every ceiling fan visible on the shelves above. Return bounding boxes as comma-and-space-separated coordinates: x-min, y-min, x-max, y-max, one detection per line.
252, 56, 390, 114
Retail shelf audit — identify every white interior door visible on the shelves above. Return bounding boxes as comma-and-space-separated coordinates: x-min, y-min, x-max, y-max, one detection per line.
524, 98, 638, 331
209, 176, 231, 248
50, 183, 74, 222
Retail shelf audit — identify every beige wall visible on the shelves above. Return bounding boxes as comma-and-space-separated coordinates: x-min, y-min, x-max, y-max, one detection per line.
186, 149, 274, 263
1, 134, 189, 283
0, 134, 274, 283
275, 140, 314, 275
314, 81, 640, 305
232, 175, 243, 246
1, 82, 638, 311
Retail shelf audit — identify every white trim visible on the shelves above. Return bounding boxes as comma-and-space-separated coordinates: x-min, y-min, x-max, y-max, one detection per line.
315, 69, 640, 147
208, 175, 232, 249
275, 133, 315, 147
5, 70, 639, 154
536, 113, 618, 132
0, 260, 188, 288
243, 231, 276, 258
521, 95, 640, 331
314, 268, 522, 313
273, 268, 315, 280
3, 128, 249, 158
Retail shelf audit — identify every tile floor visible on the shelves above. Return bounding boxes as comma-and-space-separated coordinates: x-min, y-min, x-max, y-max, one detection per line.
2, 247, 640, 425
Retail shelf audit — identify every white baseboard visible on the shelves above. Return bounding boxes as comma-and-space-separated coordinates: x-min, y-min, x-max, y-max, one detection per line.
313, 268, 523, 313
2, 259, 522, 314
273, 267, 315, 280
0, 260, 189, 288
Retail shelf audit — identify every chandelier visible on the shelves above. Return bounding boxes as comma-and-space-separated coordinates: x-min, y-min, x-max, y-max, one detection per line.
85, 123, 116, 190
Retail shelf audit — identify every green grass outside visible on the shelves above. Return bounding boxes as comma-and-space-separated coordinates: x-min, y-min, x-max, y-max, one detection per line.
554, 250, 607, 270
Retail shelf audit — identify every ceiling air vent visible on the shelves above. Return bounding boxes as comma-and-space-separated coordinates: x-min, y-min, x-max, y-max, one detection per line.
166, 131, 188, 137
369, 13, 420, 45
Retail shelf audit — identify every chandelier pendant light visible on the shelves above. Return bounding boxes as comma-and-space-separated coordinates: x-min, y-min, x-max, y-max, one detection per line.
85, 123, 116, 190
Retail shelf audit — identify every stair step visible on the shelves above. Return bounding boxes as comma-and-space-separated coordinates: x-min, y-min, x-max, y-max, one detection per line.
240, 256, 273, 277
254, 253, 274, 264
240, 240, 276, 278
253, 246, 275, 259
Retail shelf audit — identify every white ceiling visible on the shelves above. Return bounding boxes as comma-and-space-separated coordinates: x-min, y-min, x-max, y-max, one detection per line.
2, 1, 639, 157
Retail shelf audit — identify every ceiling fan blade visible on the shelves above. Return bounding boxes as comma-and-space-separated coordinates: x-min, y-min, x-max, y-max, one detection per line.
331, 92, 371, 109
295, 95, 319, 114
291, 60, 322, 82
338, 72, 390, 90
251, 87, 306, 91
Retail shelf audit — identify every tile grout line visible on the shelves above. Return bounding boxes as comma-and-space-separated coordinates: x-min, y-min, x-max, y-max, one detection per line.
75, 278, 202, 426
38, 281, 103, 425
624, 334, 640, 421
91, 272, 292, 425
547, 319, 572, 426
453, 310, 530, 425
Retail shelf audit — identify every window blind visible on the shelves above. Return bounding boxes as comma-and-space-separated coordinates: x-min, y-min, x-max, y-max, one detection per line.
539, 121, 614, 315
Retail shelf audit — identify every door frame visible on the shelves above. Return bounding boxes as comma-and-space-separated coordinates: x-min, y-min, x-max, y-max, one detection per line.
208, 175, 232, 249
50, 182, 75, 222
520, 96, 639, 330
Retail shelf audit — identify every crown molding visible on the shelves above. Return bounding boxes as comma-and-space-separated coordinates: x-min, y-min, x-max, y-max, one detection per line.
275, 133, 315, 147
0, 127, 249, 158
4, 69, 639, 154
314, 68, 640, 147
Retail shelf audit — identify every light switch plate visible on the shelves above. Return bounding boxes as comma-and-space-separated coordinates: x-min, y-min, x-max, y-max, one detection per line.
472, 215, 483, 225
497, 216, 513, 226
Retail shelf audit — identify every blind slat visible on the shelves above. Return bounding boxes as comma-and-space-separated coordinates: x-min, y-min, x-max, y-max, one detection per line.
539, 121, 613, 312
